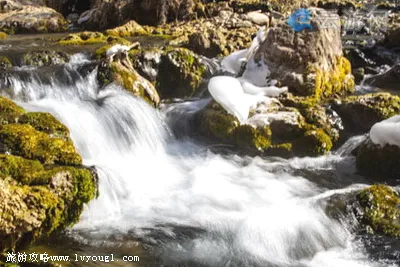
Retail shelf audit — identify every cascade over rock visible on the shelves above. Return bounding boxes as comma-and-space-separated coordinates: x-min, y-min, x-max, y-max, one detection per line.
0, 96, 97, 252
97, 52, 160, 106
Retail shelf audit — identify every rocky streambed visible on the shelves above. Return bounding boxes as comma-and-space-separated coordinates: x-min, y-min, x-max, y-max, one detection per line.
0, 0, 400, 266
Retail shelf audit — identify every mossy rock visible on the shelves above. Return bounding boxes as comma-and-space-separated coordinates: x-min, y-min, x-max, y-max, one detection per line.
0, 4, 68, 34
332, 93, 400, 134
0, 97, 97, 252
0, 96, 25, 124
0, 32, 7, 40
357, 185, 400, 237
356, 139, 400, 180
93, 36, 133, 60
105, 20, 148, 37
384, 23, 400, 49
293, 129, 333, 157
18, 112, 70, 139
0, 56, 12, 69
0, 164, 97, 251
0, 154, 45, 185
304, 56, 355, 99
281, 98, 341, 143
157, 47, 207, 99
22, 51, 69, 67
58, 31, 107, 45
0, 124, 81, 166
97, 59, 160, 106
196, 101, 333, 157
234, 125, 272, 152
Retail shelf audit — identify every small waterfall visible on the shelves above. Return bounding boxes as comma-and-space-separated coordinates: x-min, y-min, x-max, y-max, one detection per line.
0, 57, 395, 267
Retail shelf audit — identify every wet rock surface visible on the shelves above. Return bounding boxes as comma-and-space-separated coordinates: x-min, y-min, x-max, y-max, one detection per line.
332, 93, 400, 135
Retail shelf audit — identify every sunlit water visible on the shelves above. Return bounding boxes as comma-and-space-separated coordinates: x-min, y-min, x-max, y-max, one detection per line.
1, 57, 398, 267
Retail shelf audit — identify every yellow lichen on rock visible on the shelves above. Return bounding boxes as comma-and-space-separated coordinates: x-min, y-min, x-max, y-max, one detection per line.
106, 20, 148, 37
357, 185, 400, 237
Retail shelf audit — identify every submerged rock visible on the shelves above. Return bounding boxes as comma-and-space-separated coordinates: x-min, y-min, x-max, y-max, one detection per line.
22, 50, 70, 67
0, 32, 7, 39
254, 8, 355, 100
356, 185, 400, 237
384, 22, 400, 49
0, 56, 12, 70
364, 64, 400, 91
332, 93, 400, 134
0, 96, 97, 252
0, 0, 67, 34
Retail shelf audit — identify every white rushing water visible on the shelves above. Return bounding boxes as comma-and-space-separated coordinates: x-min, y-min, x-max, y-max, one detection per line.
1, 59, 396, 267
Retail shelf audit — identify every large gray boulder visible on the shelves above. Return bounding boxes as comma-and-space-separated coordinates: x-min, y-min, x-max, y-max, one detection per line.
254, 7, 355, 99
0, 0, 67, 33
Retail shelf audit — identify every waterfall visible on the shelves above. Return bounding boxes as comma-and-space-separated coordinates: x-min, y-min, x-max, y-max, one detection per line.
1, 56, 396, 267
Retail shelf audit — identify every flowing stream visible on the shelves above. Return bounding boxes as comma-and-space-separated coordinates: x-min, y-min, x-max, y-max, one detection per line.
1, 55, 399, 267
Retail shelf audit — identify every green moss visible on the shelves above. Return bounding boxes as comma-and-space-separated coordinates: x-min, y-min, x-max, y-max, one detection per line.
234, 125, 272, 151
93, 36, 133, 59
0, 98, 98, 252
279, 95, 318, 110
110, 62, 138, 91
0, 96, 25, 115
357, 185, 400, 237
58, 32, 107, 45
98, 60, 158, 106
18, 112, 70, 139
0, 96, 25, 124
199, 103, 239, 141
0, 165, 97, 251
22, 51, 69, 67
105, 20, 148, 37
0, 32, 7, 40
304, 56, 355, 100
293, 129, 333, 156
335, 93, 400, 134
0, 56, 12, 69
0, 154, 44, 185
0, 124, 81, 166
199, 101, 333, 157
94, 44, 112, 59
343, 93, 400, 120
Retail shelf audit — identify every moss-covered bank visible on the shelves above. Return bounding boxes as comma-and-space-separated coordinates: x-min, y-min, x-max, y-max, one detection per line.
0, 96, 97, 252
